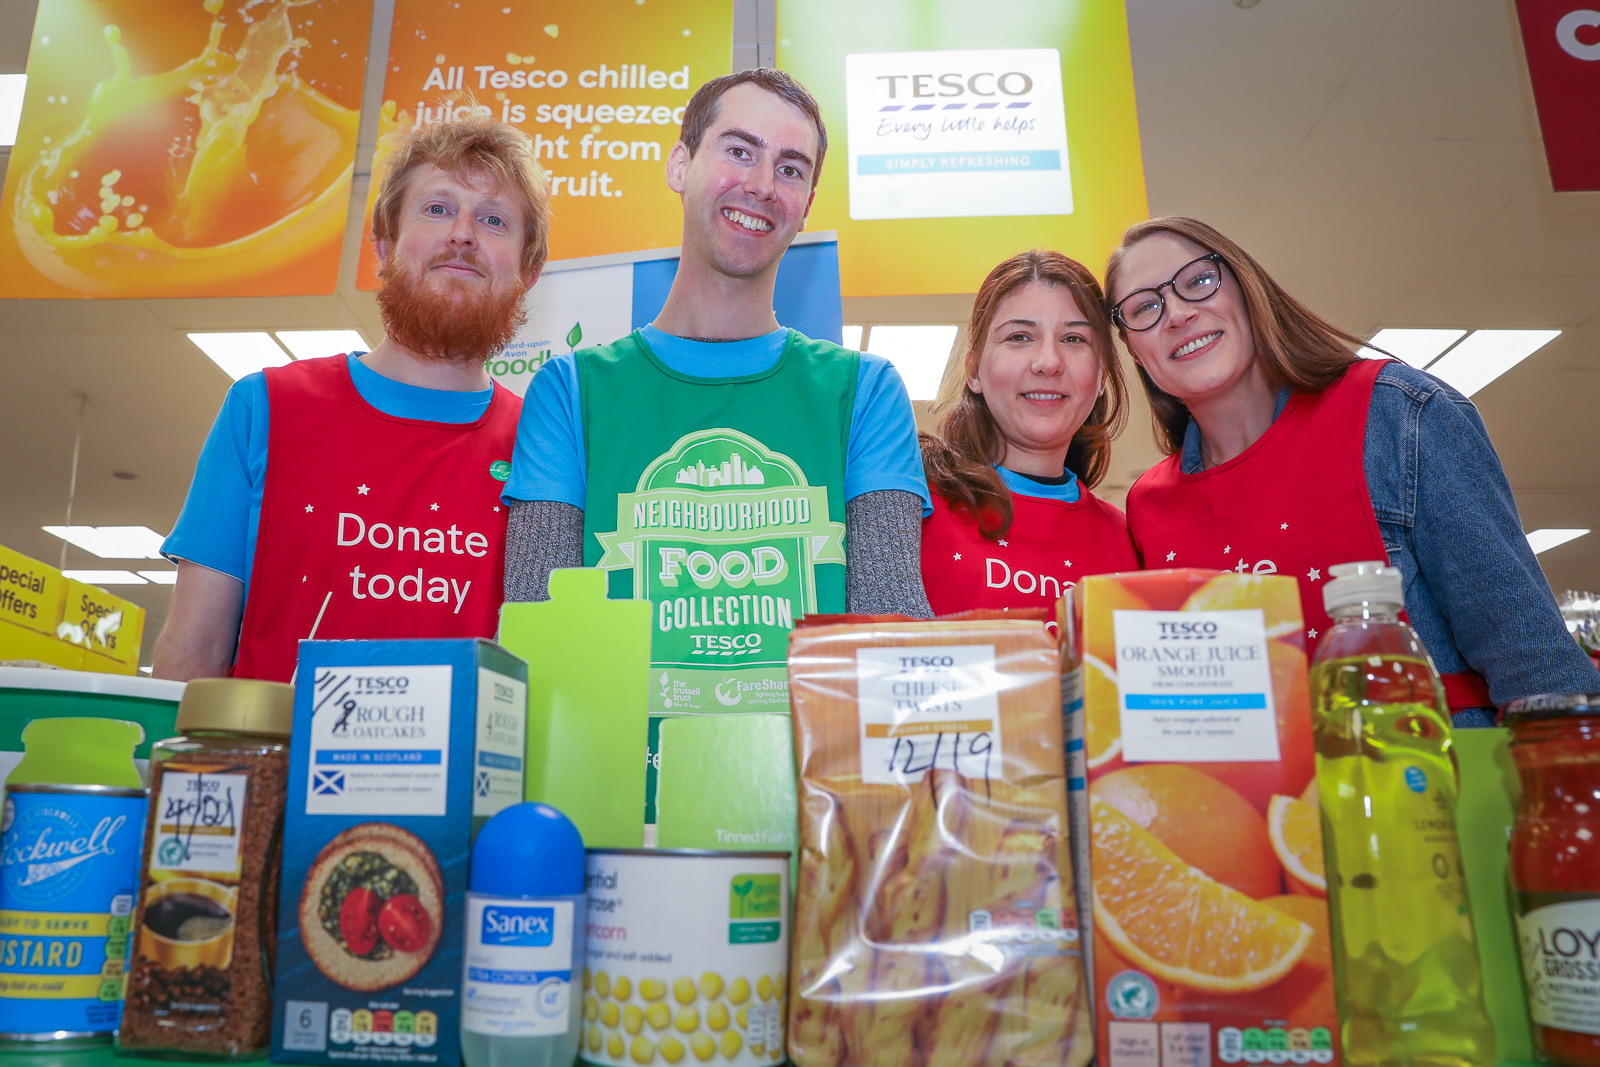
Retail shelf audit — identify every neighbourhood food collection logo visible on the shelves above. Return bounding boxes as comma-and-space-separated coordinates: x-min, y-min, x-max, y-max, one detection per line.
593, 428, 843, 713
843, 48, 1072, 220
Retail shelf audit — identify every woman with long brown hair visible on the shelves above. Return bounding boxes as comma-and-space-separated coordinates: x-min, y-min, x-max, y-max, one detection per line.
1105, 215, 1598, 724
920, 249, 1138, 615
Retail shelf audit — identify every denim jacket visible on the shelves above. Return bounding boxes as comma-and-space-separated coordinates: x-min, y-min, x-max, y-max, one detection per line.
1181, 361, 1600, 726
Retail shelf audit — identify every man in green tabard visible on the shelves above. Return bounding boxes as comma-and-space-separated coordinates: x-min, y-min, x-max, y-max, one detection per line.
501, 68, 932, 723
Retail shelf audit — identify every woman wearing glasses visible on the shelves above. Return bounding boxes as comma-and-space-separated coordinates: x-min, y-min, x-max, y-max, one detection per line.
920, 249, 1138, 617
1106, 216, 1598, 724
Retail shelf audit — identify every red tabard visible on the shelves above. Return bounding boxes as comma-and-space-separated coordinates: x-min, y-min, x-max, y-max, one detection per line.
921, 486, 1140, 619
232, 356, 522, 682
1126, 358, 1491, 711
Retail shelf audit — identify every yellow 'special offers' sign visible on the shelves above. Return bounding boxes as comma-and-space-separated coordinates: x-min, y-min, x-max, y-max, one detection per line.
0, 545, 145, 674
356, 0, 733, 288
0, 0, 372, 299
777, 0, 1149, 297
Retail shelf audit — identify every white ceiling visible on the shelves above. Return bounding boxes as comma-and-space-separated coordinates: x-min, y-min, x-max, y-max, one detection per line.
2, 0, 1598, 669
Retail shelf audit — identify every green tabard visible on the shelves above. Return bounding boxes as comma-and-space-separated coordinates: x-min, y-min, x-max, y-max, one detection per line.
579, 328, 856, 716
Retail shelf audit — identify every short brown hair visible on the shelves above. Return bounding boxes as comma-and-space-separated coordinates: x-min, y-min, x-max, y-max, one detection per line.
372, 110, 551, 279
679, 70, 828, 186
1105, 216, 1366, 456
922, 249, 1128, 539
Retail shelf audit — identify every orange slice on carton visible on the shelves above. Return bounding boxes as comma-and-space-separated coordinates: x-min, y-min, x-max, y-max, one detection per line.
1091, 797, 1312, 992
1083, 654, 1121, 769
1268, 794, 1327, 897
1182, 573, 1303, 640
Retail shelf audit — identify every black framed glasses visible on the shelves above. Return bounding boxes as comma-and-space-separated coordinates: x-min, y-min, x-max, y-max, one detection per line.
1111, 253, 1226, 332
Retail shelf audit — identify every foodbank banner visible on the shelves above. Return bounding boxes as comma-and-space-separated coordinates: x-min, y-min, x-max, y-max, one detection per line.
0, 0, 371, 298
357, 0, 733, 288
776, 0, 1148, 297
488, 232, 843, 396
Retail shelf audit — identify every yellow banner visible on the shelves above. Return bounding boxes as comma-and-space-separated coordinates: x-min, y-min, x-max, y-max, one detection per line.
356, 0, 732, 288
0, 544, 65, 637
776, 0, 1149, 297
0, 912, 112, 937
0, 0, 372, 298
62, 580, 144, 670
0, 546, 145, 673
0, 974, 110, 999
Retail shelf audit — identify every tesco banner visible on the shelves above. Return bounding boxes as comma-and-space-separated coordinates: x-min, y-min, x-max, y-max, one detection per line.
1516, 1, 1600, 191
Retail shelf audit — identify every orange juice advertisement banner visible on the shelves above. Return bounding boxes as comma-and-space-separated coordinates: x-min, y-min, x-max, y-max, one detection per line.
356, 0, 733, 289
0, 0, 372, 299
777, 0, 1148, 297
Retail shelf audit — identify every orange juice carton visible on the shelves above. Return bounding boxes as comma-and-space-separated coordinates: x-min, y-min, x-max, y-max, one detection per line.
1065, 569, 1337, 1067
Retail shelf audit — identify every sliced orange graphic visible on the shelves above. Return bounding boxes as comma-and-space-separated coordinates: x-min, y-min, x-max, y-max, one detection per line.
1182, 573, 1302, 640
1301, 777, 1319, 807
1091, 797, 1312, 992
1083, 654, 1121, 770
1268, 794, 1327, 897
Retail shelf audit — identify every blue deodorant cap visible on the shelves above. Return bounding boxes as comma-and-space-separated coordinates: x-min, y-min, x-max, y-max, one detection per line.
470, 802, 586, 897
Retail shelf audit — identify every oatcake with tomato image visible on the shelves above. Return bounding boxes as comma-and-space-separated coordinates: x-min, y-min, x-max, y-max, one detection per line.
299, 823, 444, 991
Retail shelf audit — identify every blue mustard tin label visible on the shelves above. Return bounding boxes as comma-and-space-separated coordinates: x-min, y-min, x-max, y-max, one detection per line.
0, 790, 147, 1035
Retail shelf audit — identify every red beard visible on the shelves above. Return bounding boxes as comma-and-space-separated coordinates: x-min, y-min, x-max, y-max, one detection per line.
376, 250, 528, 365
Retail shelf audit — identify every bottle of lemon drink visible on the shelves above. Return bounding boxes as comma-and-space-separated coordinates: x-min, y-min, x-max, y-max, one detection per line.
1310, 561, 1495, 1067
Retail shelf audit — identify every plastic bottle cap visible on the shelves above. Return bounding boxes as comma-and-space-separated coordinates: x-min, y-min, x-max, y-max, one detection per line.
10, 717, 145, 789
1322, 560, 1403, 614
471, 802, 586, 897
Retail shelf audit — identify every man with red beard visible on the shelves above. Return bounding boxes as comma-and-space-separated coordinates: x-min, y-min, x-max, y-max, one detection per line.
153, 115, 546, 681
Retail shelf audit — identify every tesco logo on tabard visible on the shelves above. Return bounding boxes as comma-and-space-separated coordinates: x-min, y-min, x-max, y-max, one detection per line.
482, 906, 554, 947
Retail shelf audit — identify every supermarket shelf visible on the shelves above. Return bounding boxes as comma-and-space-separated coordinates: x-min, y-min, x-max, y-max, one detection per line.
0, 1043, 1551, 1066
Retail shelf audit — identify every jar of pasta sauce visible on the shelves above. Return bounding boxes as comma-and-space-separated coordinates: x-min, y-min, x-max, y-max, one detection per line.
1508, 693, 1600, 1066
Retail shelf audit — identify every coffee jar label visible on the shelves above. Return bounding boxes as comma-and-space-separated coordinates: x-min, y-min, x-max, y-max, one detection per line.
151, 771, 250, 878
1517, 898, 1600, 1035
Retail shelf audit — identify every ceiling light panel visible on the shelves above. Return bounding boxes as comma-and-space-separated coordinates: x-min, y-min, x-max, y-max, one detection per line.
1526, 528, 1590, 555
62, 570, 147, 585
1359, 329, 1465, 368
43, 525, 167, 559
864, 325, 960, 401
275, 330, 370, 361
842, 325, 864, 351
1424, 330, 1561, 397
137, 570, 179, 585
189, 333, 291, 380
0, 74, 24, 148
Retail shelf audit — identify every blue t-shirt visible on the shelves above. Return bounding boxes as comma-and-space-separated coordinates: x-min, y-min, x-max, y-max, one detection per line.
998, 464, 1081, 503
504, 324, 932, 513
161, 354, 493, 599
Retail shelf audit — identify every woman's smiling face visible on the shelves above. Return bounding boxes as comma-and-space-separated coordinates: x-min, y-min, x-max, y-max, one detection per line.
1111, 230, 1258, 403
968, 281, 1103, 476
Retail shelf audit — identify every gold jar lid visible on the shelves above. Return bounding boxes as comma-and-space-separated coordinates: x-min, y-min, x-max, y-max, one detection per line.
176, 678, 294, 736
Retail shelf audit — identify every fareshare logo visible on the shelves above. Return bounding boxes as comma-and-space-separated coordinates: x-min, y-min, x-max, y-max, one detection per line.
844, 48, 1072, 221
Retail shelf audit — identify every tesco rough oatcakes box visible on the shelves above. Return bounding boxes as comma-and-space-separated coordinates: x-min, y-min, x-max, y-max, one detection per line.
272, 638, 528, 1067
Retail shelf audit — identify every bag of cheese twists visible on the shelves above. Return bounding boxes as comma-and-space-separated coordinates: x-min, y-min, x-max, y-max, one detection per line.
787, 610, 1093, 1067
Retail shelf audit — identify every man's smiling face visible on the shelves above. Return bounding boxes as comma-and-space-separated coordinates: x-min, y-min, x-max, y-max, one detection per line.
668, 82, 819, 281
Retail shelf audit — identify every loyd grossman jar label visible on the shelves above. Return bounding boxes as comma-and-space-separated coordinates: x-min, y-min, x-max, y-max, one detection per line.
1516, 895, 1600, 1036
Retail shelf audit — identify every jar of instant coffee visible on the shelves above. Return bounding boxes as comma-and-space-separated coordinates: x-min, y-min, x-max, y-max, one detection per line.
117, 678, 292, 1060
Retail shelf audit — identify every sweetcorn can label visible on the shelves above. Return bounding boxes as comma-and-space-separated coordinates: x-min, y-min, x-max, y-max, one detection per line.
582, 851, 788, 1067
0, 788, 146, 1036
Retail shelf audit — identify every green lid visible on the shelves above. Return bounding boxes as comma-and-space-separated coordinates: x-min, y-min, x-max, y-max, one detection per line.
8, 717, 145, 789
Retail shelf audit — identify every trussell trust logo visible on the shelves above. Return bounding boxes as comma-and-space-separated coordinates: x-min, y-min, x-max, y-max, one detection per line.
843, 48, 1072, 221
